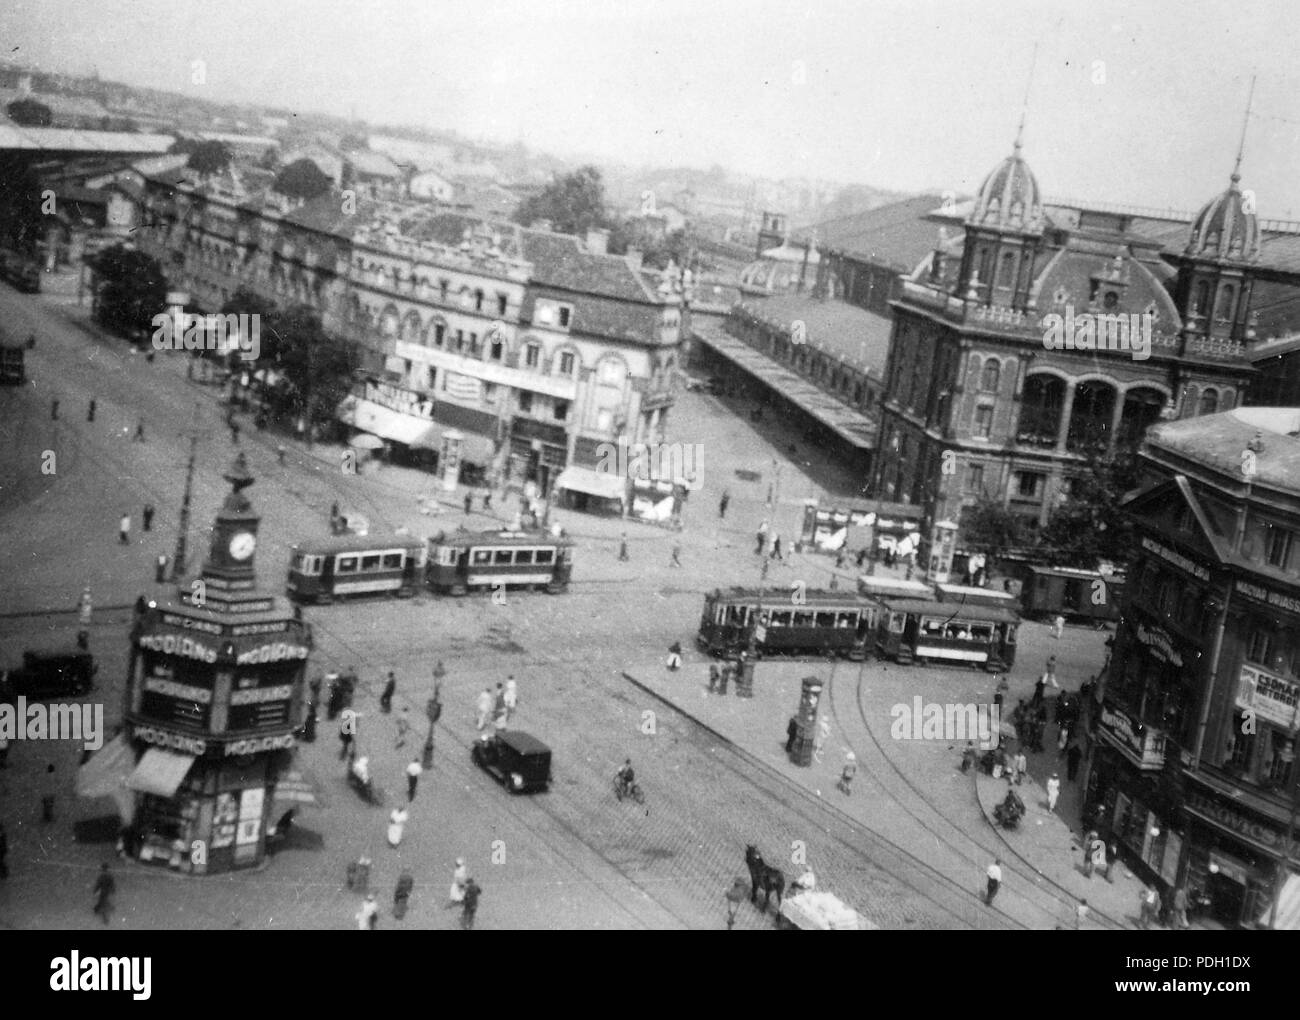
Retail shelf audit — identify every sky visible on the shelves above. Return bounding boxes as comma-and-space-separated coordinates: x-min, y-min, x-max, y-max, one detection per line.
4, 0, 1300, 215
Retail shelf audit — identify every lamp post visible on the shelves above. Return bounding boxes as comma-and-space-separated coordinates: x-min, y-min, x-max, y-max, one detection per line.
423, 660, 445, 770
170, 402, 201, 582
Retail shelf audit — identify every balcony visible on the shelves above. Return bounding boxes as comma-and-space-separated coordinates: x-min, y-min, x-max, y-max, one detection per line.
1098, 703, 1167, 770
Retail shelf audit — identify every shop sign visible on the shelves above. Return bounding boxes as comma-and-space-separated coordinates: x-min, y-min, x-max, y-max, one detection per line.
1236, 665, 1300, 730
161, 613, 223, 635
143, 677, 212, 704
1099, 705, 1166, 769
234, 642, 309, 666
1141, 537, 1211, 581
230, 685, 293, 706
230, 620, 292, 637
223, 733, 295, 756
364, 379, 433, 420
1185, 789, 1282, 851
1235, 580, 1300, 616
132, 724, 207, 756
137, 633, 219, 663
1135, 623, 1183, 667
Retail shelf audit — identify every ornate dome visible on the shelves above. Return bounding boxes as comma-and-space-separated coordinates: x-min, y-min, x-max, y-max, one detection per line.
970, 137, 1043, 231
1186, 171, 1260, 261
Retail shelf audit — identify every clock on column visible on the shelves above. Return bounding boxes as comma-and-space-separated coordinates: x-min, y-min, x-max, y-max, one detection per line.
229, 531, 257, 561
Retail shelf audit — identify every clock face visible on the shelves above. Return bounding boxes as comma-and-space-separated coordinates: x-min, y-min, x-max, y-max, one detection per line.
229, 532, 256, 560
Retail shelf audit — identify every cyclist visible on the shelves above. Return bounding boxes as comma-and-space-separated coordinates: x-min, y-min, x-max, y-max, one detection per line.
615, 759, 635, 798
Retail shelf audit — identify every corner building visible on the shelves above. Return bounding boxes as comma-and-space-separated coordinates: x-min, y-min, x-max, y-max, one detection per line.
124, 455, 312, 873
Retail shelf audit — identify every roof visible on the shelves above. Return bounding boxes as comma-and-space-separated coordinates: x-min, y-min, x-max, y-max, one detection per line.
1145, 406, 1300, 490
432, 528, 572, 548
873, 597, 1020, 623
710, 587, 871, 606
495, 730, 551, 756
794, 193, 948, 271
0, 124, 174, 154
345, 149, 403, 179
291, 534, 425, 556
742, 293, 894, 374
0, 88, 110, 121
282, 191, 381, 239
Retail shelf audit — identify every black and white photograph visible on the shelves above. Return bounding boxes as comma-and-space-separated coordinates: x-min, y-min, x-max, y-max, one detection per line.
0, 0, 1292, 965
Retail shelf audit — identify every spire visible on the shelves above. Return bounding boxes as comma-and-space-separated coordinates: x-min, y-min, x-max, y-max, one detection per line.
1231, 74, 1256, 187
1014, 42, 1039, 153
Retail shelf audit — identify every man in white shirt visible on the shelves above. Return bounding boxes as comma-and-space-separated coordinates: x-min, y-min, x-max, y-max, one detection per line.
405, 759, 423, 802
986, 858, 1002, 905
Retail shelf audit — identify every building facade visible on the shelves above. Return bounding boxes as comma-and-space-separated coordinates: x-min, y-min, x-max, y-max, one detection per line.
1091, 406, 1300, 928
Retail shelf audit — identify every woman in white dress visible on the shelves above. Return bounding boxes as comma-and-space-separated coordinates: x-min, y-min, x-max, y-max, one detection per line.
387, 807, 408, 848
449, 858, 468, 903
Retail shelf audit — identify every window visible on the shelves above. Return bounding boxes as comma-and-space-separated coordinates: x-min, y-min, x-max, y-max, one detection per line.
599, 359, 625, 387
998, 252, 1015, 286
1198, 389, 1218, 416
1015, 471, 1044, 499
490, 339, 504, 361
474, 289, 484, 312
768, 611, 792, 627
792, 611, 815, 627
1192, 280, 1208, 316
336, 556, 358, 573
1268, 525, 1294, 569
554, 401, 568, 421
1226, 712, 1255, 769
535, 549, 554, 565
974, 405, 993, 438
525, 344, 540, 368
382, 552, 404, 569
558, 306, 571, 328
496, 294, 508, 316
493, 549, 513, 565
815, 612, 837, 628
1103, 290, 1119, 311
454, 329, 465, 351
516, 550, 535, 565
433, 322, 445, 347
981, 361, 1000, 393
427, 367, 437, 389
439, 279, 449, 302
360, 554, 382, 571
518, 391, 533, 414
559, 351, 575, 376
472, 549, 492, 566
966, 464, 985, 494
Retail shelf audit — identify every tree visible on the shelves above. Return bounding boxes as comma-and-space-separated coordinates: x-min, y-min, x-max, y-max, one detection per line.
1039, 455, 1139, 569
258, 304, 358, 426
86, 244, 167, 338
0, 164, 48, 255
512, 165, 611, 236
959, 497, 1027, 567
273, 159, 332, 202
186, 140, 233, 177
6, 99, 53, 127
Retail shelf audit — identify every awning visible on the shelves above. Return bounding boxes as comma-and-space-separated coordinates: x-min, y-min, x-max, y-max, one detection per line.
76, 733, 138, 824
337, 396, 439, 448
1260, 873, 1300, 929
126, 748, 196, 798
554, 465, 626, 501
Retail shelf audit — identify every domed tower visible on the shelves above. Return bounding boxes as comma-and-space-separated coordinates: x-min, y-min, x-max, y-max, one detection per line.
1168, 159, 1261, 347
956, 123, 1046, 310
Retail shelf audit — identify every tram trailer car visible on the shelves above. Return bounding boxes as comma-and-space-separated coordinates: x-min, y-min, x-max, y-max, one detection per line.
697, 588, 883, 660
1020, 566, 1125, 624
874, 596, 1018, 671
427, 529, 574, 595
287, 535, 427, 603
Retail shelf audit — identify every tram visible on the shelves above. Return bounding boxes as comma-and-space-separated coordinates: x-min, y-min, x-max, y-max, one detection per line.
426, 529, 574, 595
1019, 565, 1125, 624
874, 595, 1018, 670
286, 535, 427, 603
696, 588, 883, 660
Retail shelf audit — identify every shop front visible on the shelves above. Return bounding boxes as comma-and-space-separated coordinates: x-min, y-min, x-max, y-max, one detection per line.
509, 417, 568, 495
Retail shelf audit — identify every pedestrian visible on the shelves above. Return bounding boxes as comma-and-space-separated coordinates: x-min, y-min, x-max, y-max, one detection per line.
503, 678, 518, 720
1075, 897, 1089, 929
719, 490, 730, 519
1067, 742, 1083, 781
449, 858, 468, 903
1046, 772, 1061, 812
1082, 830, 1098, 877
405, 758, 422, 802
51, 398, 59, 420
464, 492, 473, 515
387, 806, 408, 848
1031, 674, 1046, 707
78, 587, 93, 627
0, 821, 7, 878
143, 503, 155, 531
785, 716, 799, 753
475, 688, 493, 730
1045, 656, 1058, 688
87, 398, 96, 422
156, 553, 168, 582
1052, 614, 1065, 639
134, 419, 145, 442
356, 891, 379, 930
985, 858, 1002, 906
666, 640, 683, 672
618, 532, 630, 562
277, 444, 286, 465
119, 512, 131, 545
670, 543, 682, 568
1090, 834, 1107, 878
960, 741, 977, 773
1012, 748, 1027, 785
837, 752, 857, 796
1104, 839, 1118, 882
755, 520, 769, 555
395, 706, 411, 748
1138, 886, 1161, 929
770, 532, 783, 561
993, 674, 1008, 709
1057, 721, 1071, 754
380, 671, 396, 713
1170, 885, 1190, 929
230, 421, 240, 445
482, 491, 493, 512
709, 664, 721, 693
461, 878, 481, 929
92, 863, 115, 924
338, 709, 356, 760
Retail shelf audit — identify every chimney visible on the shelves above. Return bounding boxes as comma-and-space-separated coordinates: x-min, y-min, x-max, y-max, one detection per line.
624, 247, 643, 271
586, 227, 610, 254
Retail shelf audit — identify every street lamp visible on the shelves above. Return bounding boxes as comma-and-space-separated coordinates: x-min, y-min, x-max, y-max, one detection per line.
423, 660, 445, 770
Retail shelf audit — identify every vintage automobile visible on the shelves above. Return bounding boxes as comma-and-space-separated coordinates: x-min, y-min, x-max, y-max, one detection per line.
470, 730, 552, 794
3, 649, 97, 700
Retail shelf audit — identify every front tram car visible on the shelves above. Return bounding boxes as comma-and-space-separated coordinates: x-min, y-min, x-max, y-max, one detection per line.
286, 535, 427, 603
697, 588, 881, 660
427, 529, 574, 595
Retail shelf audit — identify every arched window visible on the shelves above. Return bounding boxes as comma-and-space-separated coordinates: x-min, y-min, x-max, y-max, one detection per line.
998, 252, 1016, 287
1198, 388, 1219, 416
1192, 280, 1209, 316
981, 360, 1001, 394
1216, 284, 1236, 322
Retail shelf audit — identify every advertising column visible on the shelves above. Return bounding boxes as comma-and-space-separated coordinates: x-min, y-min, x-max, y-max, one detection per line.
440, 429, 464, 492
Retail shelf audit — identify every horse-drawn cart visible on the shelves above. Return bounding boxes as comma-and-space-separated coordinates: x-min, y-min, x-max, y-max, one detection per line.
778, 889, 875, 930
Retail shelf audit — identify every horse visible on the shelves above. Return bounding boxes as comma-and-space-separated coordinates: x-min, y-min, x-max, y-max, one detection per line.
745, 844, 786, 912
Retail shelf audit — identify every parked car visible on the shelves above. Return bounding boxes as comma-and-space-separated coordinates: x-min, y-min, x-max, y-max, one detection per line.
470, 730, 552, 793
3, 649, 97, 700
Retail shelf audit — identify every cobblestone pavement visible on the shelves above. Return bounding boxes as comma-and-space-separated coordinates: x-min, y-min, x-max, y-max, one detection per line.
0, 272, 1112, 929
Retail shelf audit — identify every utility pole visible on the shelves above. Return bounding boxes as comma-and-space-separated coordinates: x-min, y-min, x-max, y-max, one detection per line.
171, 402, 201, 582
